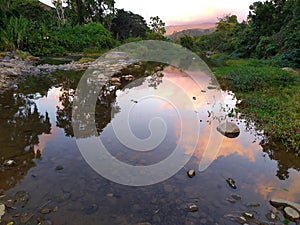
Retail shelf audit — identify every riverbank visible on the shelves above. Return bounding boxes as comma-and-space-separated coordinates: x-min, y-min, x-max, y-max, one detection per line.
0, 51, 97, 93
213, 57, 300, 153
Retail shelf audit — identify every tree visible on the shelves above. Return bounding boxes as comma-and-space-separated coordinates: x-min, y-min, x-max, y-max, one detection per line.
52, 0, 66, 28
65, 0, 115, 25
149, 16, 165, 36
111, 9, 148, 41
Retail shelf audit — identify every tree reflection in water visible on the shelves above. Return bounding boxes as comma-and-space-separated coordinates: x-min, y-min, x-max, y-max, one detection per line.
0, 90, 51, 191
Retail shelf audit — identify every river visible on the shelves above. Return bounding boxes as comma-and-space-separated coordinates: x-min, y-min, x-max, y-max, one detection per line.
0, 58, 299, 225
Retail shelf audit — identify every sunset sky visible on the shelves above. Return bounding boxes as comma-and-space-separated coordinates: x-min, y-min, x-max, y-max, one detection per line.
41, 0, 260, 25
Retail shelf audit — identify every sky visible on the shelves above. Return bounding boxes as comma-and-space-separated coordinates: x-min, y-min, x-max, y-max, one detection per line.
40, 0, 259, 25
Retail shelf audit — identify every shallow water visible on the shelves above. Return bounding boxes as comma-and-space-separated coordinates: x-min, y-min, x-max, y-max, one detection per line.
0, 63, 300, 225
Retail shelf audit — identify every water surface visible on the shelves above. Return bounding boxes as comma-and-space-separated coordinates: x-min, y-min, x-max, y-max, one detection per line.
0, 64, 299, 225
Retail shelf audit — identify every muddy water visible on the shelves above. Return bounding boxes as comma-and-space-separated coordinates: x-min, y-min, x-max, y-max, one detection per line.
0, 63, 300, 225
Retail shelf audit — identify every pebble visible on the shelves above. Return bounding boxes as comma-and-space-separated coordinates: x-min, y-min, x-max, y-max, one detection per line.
231, 194, 241, 201
84, 204, 99, 215
187, 203, 199, 212
226, 178, 237, 189
3, 160, 16, 167
20, 212, 34, 223
247, 202, 261, 207
243, 212, 254, 218
187, 170, 196, 178
40, 208, 51, 214
55, 165, 64, 171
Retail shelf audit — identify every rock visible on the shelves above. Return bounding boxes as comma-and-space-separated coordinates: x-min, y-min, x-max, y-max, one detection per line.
106, 193, 114, 198
243, 212, 254, 218
265, 211, 277, 221
217, 122, 240, 138
135, 222, 151, 225
20, 212, 34, 223
270, 199, 300, 213
84, 204, 99, 215
0, 203, 5, 221
123, 75, 134, 81
187, 170, 196, 178
40, 208, 51, 214
226, 178, 237, 189
226, 198, 236, 204
247, 202, 261, 207
284, 207, 300, 220
55, 165, 64, 171
111, 77, 121, 83
187, 203, 198, 212
105, 52, 131, 60
207, 86, 217, 90
14, 191, 30, 207
3, 159, 16, 167
231, 194, 241, 201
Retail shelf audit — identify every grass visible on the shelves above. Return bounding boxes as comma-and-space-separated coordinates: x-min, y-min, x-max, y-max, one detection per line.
212, 57, 300, 152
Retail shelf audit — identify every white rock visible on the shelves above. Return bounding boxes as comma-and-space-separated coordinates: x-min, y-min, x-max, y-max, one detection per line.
284, 207, 300, 219
0, 203, 5, 221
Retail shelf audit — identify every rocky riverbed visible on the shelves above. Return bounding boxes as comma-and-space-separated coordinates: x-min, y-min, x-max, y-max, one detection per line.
0, 52, 99, 93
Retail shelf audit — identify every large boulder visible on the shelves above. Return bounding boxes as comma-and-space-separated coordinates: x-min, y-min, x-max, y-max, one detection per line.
270, 199, 300, 212
217, 122, 240, 138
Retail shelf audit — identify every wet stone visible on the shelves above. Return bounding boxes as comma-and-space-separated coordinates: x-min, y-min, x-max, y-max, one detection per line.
247, 202, 261, 207
187, 170, 195, 178
14, 191, 30, 207
3, 159, 16, 167
55, 165, 64, 171
40, 208, 51, 214
217, 122, 240, 138
187, 203, 198, 212
270, 198, 300, 213
284, 207, 300, 220
84, 204, 99, 215
226, 178, 237, 189
20, 212, 34, 223
231, 194, 241, 201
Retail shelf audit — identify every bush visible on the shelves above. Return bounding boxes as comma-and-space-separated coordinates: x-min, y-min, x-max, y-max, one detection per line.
278, 49, 300, 68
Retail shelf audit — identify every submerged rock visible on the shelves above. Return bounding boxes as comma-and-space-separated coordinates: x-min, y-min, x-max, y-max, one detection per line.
84, 204, 99, 215
187, 203, 198, 212
217, 122, 240, 138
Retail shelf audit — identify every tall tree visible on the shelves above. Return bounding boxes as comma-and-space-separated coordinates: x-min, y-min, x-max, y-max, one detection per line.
111, 9, 148, 41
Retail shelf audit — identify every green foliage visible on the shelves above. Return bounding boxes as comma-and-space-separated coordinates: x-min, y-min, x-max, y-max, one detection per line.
25, 22, 114, 55
179, 35, 195, 51
0, 16, 30, 50
148, 16, 166, 39
214, 59, 300, 151
111, 9, 148, 41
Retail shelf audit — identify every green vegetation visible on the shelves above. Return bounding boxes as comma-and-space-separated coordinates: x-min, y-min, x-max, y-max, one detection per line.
213, 57, 300, 152
0, 0, 166, 56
